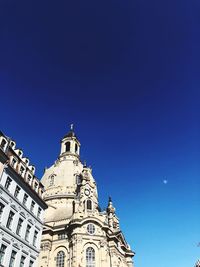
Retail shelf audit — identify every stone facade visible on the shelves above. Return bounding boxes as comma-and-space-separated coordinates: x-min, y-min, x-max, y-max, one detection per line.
38, 127, 134, 267
0, 131, 47, 267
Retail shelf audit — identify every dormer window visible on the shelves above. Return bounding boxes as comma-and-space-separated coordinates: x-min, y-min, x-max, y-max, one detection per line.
10, 141, 15, 148
0, 139, 6, 150
27, 174, 32, 184
19, 166, 25, 177
34, 183, 38, 191
65, 142, 70, 152
11, 158, 17, 168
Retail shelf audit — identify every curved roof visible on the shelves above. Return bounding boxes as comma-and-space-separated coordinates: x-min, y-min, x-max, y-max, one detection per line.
62, 130, 77, 139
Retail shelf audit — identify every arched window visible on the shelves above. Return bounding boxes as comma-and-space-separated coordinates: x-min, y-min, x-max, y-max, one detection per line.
86, 200, 92, 211
65, 142, 70, 152
75, 143, 78, 153
49, 174, 55, 187
86, 247, 95, 267
56, 251, 65, 267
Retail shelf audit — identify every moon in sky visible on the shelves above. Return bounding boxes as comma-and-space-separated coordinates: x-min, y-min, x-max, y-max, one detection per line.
163, 179, 168, 184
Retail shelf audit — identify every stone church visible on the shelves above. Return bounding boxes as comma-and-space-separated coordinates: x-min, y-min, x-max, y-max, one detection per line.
38, 127, 134, 267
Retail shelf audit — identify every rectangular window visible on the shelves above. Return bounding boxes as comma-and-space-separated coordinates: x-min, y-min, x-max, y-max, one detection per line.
37, 207, 41, 219
27, 174, 32, 184
30, 201, 35, 213
33, 230, 38, 247
25, 225, 31, 241
14, 185, 21, 199
6, 211, 14, 229
9, 250, 16, 267
58, 233, 67, 240
5, 177, 12, 190
20, 255, 26, 267
23, 193, 28, 206
0, 202, 5, 219
34, 183, 38, 191
20, 166, 25, 176
16, 218, 23, 236
11, 158, 17, 168
0, 244, 6, 265
29, 260, 34, 267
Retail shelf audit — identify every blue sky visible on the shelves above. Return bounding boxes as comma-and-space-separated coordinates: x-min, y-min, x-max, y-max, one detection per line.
0, 0, 200, 266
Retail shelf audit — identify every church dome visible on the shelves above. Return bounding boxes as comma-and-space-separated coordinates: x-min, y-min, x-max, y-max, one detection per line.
44, 201, 74, 222
41, 159, 83, 197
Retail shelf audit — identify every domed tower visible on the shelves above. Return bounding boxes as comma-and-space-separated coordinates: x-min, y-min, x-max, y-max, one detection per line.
38, 127, 134, 267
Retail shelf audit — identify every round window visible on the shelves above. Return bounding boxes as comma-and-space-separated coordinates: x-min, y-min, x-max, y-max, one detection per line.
87, 224, 95, 235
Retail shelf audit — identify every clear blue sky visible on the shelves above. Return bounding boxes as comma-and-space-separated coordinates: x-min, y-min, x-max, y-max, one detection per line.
0, 0, 200, 266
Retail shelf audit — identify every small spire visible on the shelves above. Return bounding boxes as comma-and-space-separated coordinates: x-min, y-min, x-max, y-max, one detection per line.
70, 123, 74, 131
107, 196, 115, 214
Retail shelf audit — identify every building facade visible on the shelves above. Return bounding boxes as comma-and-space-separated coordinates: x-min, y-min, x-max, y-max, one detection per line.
38, 127, 134, 267
0, 132, 47, 267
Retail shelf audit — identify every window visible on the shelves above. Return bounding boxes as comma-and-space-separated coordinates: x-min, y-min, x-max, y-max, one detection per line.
76, 175, 81, 185
33, 230, 38, 247
16, 218, 23, 236
86, 247, 95, 267
0, 202, 5, 219
86, 200, 92, 210
58, 233, 67, 240
34, 182, 38, 191
87, 224, 95, 235
9, 250, 17, 267
37, 207, 41, 219
56, 251, 65, 267
6, 211, 14, 229
25, 225, 31, 241
27, 175, 32, 184
75, 143, 78, 153
0, 244, 6, 265
29, 260, 34, 267
14, 185, 21, 199
65, 142, 70, 152
0, 139, 6, 150
49, 175, 55, 187
10, 141, 15, 148
5, 177, 12, 190
20, 255, 25, 267
11, 158, 17, 168
19, 166, 25, 176
30, 201, 35, 213
23, 193, 28, 206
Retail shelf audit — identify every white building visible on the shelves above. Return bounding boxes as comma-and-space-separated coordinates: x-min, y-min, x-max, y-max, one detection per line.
38, 126, 134, 267
0, 131, 47, 267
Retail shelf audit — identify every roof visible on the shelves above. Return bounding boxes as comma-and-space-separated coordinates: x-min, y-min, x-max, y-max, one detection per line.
62, 130, 76, 139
